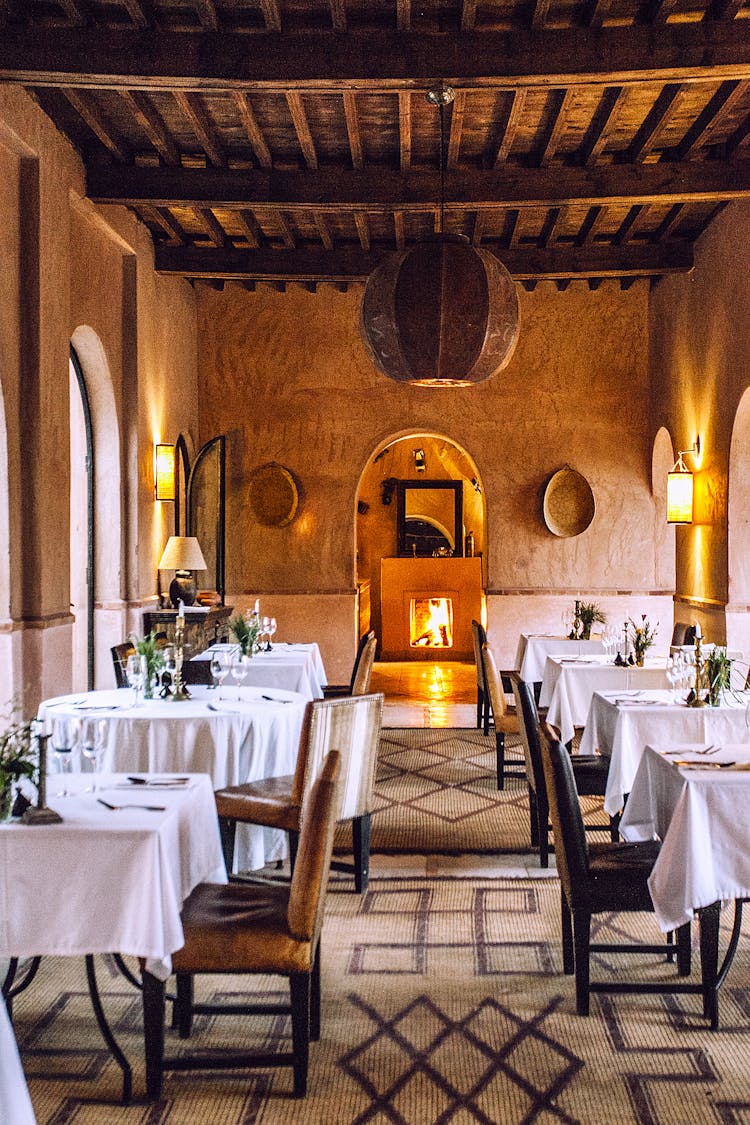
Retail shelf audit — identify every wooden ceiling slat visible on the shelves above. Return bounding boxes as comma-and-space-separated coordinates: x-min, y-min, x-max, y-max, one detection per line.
576, 204, 607, 245
196, 206, 229, 246
493, 90, 526, 166
141, 204, 187, 242
506, 209, 521, 248
122, 90, 178, 163
727, 112, 750, 153
532, 0, 552, 29
471, 211, 485, 245
173, 90, 225, 166
342, 90, 363, 170
394, 209, 406, 250
461, 0, 477, 31
232, 92, 272, 170
314, 212, 333, 250
121, 1, 153, 28
538, 87, 576, 166
235, 209, 263, 248
328, 0, 347, 31
87, 158, 750, 210
354, 211, 370, 251
194, 1, 219, 31
627, 82, 683, 161
57, 0, 87, 23
589, 0, 611, 27
650, 202, 684, 240
259, 0, 282, 33
447, 90, 466, 168
5, 25, 750, 91
286, 91, 318, 170
398, 91, 412, 172
539, 205, 564, 246
674, 80, 747, 158
648, 0, 679, 24
614, 203, 645, 242
153, 241, 695, 280
581, 86, 628, 165
273, 210, 296, 248
63, 89, 129, 160
396, 0, 410, 31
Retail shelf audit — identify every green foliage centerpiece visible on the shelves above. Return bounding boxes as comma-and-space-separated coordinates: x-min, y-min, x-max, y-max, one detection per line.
569, 600, 606, 640
229, 612, 261, 657
687, 641, 731, 708
0, 717, 35, 821
628, 615, 657, 666
129, 630, 165, 699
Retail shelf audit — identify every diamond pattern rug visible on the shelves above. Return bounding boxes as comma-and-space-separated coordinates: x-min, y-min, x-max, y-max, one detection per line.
337, 727, 605, 855
15, 876, 750, 1124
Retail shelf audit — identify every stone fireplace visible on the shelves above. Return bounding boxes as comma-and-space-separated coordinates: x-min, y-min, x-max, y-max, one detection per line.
380, 557, 483, 661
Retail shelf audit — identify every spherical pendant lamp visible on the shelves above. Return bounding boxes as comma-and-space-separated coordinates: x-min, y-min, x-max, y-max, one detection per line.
360, 84, 520, 387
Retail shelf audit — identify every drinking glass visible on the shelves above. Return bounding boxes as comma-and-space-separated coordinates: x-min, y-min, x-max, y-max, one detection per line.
665, 655, 678, 703
210, 653, 229, 696
262, 616, 272, 650
126, 653, 144, 706
80, 717, 106, 791
163, 645, 176, 693
51, 718, 75, 797
267, 617, 277, 650
231, 653, 248, 700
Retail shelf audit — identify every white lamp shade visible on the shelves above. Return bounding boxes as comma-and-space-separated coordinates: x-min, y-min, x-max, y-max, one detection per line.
667, 470, 693, 524
158, 536, 207, 572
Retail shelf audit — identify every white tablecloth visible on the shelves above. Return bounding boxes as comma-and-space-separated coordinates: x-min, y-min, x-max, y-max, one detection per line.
1, 998, 35, 1124
38, 685, 306, 870
540, 655, 668, 745
0, 773, 226, 980
195, 642, 327, 700
620, 743, 750, 931
515, 634, 605, 683
579, 689, 750, 816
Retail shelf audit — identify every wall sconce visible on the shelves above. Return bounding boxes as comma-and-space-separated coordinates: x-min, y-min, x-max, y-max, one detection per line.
413, 448, 427, 473
667, 437, 700, 524
154, 443, 176, 501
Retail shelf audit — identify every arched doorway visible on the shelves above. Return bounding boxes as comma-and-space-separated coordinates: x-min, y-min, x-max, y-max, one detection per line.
727, 389, 750, 655
69, 347, 94, 689
356, 433, 486, 661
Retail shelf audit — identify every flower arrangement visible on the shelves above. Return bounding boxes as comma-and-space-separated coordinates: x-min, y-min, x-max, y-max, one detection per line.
0, 717, 35, 820
575, 601, 606, 640
705, 646, 732, 706
628, 615, 658, 666
229, 613, 261, 656
129, 630, 166, 699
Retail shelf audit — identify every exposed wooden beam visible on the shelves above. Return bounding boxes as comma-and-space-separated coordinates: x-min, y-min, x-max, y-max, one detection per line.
398, 91, 412, 173
140, 204, 187, 243
121, 0, 154, 28
314, 212, 333, 250
580, 85, 628, 166
154, 241, 695, 280
194, 0, 218, 31
538, 205, 564, 247
538, 87, 575, 166
87, 158, 750, 211
121, 89, 178, 164
328, 0, 347, 31
259, 0, 282, 32
650, 202, 684, 240
396, 0, 410, 31
233, 92, 272, 170
589, 0, 611, 28
447, 90, 466, 168
394, 209, 406, 250
342, 90, 364, 170
63, 90, 129, 160
575, 204, 607, 245
727, 112, 750, 153
614, 204, 645, 243
286, 91, 318, 170
173, 90, 225, 167
505, 209, 521, 248
461, 0, 477, 31
234, 209, 262, 248
354, 212, 370, 252
272, 210, 296, 249
493, 90, 526, 166
196, 207, 229, 247
471, 211, 486, 246
532, 0, 551, 29
627, 82, 683, 161
671, 79, 747, 158
4, 25, 750, 91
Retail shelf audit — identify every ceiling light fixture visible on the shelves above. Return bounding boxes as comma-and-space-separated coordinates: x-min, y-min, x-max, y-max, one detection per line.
360, 83, 520, 387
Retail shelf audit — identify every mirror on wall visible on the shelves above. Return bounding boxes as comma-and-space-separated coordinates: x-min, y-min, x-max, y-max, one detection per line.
396, 480, 463, 557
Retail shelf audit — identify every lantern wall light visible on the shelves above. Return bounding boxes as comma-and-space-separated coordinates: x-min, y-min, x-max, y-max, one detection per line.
667, 436, 700, 524
154, 443, 176, 501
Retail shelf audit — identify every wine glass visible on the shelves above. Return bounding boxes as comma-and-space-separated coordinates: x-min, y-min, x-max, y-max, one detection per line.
665, 655, 678, 703
266, 617, 277, 650
231, 653, 248, 700
80, 718, 106, 791
210, 653, 229, 696
126, 653, 144, 706
51, 718, 75, 797
163, 645, 176, 694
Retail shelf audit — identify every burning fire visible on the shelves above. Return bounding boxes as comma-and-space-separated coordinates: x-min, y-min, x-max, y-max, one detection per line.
410, 597, 454, 648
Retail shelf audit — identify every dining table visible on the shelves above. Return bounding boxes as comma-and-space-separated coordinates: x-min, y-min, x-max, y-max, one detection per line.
0, 772, 226, 1101
539, 654, 669, 746
515, 633, 605, 685
620, 741, 750, 1027
578, 688, 750, 816
192, 641, 327, 700
1, 996, 36, 1123
37, 684, 307, 871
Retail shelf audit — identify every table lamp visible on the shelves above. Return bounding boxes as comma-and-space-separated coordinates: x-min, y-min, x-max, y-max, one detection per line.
158, 536, 207, 607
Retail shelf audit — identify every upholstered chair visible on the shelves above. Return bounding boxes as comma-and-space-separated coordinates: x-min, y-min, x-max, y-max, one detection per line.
482, 642, 523, 790
471, 619, 489, 733
141, 750, 341, 1100
323, 631, 376, 697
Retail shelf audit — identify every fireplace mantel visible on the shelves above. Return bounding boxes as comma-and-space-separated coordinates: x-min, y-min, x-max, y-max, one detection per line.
380, 557, 483, 661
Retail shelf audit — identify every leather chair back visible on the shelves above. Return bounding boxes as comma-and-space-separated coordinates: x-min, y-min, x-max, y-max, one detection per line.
483, 642, 517, 733
538, 723, 591, 909
348, 631, 373, 693
509, 672, 544, 798
111, 641, 136, 688
303, 693, 384, 821
287, 750, 341, 943
351, 634, 377, 696
671, 622, 692, 647
471, 619, 487, 695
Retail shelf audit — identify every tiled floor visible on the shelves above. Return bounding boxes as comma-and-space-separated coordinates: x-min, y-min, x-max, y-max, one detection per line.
370, 660, 476, 728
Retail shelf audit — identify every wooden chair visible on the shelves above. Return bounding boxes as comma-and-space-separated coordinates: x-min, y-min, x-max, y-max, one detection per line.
537, 723, 694, 1016
215, 693, 384, 893
482, 642, 524, 790
322, 631, 376, 697
670, 622, 696, 648
142, 750, 341, 1100
471, 619, 490, 734
110, 641, 136, 688
509, 671, 617, 868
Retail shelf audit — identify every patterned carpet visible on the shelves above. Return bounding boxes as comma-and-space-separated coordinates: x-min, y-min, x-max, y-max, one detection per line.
336, 727, 605, 855
16, 876, 750, 1124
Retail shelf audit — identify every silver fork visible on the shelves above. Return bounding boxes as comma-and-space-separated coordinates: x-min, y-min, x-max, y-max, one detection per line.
97, 798, 166, 812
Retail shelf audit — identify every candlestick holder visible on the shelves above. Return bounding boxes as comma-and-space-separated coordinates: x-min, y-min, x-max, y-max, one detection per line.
686, 635, 708, 707
21, 730, 63, 824
168, 616, 191, 702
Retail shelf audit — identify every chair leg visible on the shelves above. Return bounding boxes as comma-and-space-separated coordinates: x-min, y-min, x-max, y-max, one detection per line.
352, 813, 372, 894
176, 972, 193, 1039
561, 889, 574, 975
288, 828, 300, 874
608, 812, 620, 842
142, 970, 166, 1102
482, 693, 491, 737
309, 943, 321, 1042
476, 687, 483, 730
537, 794, 550, 869
677, 922, 692, 977
219, 817, 236, 876
528, 788, 539, 847
495, 730, 505, 791
289, 972, 311, 1097
573, 909, 592, 1016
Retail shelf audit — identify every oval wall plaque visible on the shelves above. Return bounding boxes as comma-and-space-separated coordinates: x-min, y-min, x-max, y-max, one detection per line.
543, 466, 595, 538
248, 463, 299, 527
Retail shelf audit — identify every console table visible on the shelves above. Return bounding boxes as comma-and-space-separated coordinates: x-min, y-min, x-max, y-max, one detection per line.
143, 606, 233, 654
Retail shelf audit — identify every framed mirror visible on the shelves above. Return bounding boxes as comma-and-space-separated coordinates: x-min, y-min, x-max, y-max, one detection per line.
396, 480, 463, 557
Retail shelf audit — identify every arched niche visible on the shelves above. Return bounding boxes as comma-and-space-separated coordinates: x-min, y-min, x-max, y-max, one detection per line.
727, 389, 750, 655
651, 426, 676, 594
